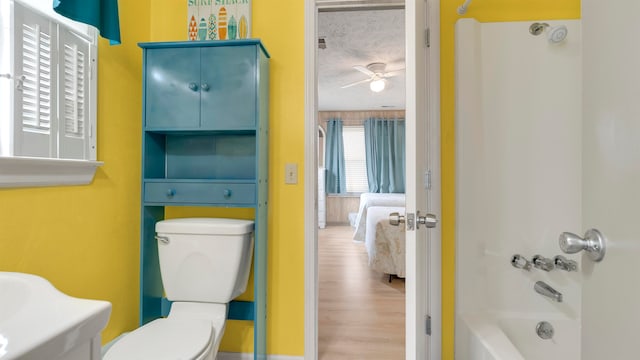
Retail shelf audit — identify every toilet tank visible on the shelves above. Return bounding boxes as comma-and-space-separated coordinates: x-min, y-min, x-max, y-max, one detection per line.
155, 218, 254, 303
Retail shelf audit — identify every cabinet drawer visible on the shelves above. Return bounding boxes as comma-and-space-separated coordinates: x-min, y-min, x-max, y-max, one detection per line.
144, 182, 256, 205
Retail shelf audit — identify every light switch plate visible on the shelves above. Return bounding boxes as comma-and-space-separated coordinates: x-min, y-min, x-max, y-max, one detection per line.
285, 163, 298, 184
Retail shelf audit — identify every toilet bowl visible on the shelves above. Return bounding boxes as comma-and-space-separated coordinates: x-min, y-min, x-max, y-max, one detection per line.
104, 218, 254, 360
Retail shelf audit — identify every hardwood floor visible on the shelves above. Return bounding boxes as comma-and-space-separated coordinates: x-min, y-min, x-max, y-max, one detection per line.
318, 226, 405, 360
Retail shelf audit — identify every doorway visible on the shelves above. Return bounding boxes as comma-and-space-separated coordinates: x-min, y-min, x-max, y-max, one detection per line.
304, 1, 442, 359
316, 7, 407, 359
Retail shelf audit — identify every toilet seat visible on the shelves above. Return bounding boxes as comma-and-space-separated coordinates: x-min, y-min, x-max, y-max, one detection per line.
104, 318, 214, 360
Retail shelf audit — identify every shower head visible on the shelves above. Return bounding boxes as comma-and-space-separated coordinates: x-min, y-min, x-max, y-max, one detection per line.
529, 22, 568, 44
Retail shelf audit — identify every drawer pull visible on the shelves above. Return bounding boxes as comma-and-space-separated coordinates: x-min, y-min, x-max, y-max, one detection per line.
201, 83, 210, 91
166, 188, 176, 197
188, 82, 198, 91
223, 189, 232, 198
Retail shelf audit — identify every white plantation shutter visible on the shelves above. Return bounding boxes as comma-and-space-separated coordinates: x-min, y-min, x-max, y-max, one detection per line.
58, 28, 91, 159
13, 3, 57, 157
10, 1, 96, 161
342, 126, 369, 193
0, 1, 100, 188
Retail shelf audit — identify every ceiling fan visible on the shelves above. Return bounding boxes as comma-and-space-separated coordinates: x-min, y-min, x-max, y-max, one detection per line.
340, 62, 404, 92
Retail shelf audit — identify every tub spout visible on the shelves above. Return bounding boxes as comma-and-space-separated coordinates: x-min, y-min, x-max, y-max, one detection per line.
534, 281, 563, 302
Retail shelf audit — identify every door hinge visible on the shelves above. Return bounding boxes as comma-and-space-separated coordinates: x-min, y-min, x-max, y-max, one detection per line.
426, 315, 432, 335
424, 169, 432, 190
425, 28, 430, 48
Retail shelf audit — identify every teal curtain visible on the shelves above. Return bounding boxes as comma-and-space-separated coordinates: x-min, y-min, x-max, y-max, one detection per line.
325, 119, 346, 193
364, 118, 405, 193
53, 0, 121, 45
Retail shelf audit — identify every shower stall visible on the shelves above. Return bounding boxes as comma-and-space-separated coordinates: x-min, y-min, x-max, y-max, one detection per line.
455, 2, 640, 359
454, 19, 582, 359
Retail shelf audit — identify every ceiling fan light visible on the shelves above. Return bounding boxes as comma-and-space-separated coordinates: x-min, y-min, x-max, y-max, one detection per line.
370, 79, 386, 92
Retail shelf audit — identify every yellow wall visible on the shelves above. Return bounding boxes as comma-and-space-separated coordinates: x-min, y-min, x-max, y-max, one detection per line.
440, 0, 580, 358
0, 0, 150, 344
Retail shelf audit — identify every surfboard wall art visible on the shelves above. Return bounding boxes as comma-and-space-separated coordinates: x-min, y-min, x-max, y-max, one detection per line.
187, 0, 251, 41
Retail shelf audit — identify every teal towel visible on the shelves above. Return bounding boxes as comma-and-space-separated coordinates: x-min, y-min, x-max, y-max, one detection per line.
53, 0, 121, 45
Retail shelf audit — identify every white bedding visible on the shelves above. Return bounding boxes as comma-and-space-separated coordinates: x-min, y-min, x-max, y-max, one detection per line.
365, 206, 406, 277
353, 192, 405, 242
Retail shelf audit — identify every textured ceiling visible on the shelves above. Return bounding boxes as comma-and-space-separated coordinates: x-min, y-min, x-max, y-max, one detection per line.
317, 8, 405, 111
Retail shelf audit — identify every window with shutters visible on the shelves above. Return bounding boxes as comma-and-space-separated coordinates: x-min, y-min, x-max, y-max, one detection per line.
0, 0, 101, 188
342, 125, 369, 193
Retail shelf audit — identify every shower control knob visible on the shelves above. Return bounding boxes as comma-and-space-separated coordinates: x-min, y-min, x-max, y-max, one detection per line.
532, 255, 555, 272
554, 255, 578, 272
511, 254, 532, 271
559, 229, 606, 262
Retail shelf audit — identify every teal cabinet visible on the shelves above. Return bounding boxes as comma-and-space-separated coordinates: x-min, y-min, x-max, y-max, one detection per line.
144, 47, 201, 129
200, 46, 258, 130
145, 45, 258, 130
138, 40, 269, 359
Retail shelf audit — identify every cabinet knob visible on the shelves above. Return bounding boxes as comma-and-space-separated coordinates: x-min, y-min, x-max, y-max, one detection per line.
223, 189, 232, 198
166, 189, 176, 197
188, 82, 198, 91
201, 83, 210, 92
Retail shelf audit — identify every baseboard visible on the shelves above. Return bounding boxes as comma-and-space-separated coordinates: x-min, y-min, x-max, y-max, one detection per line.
217, 352, 303, 360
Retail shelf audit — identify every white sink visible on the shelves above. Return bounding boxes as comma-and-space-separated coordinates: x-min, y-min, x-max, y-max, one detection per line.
0, 272, 111, 360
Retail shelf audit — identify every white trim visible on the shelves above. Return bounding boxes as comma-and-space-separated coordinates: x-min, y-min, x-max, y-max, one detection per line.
0, 156, 102, 188
426, 1, 442, 358
404, 1, 426, 357
303, 1, 318, 359
217, 353, 303, 360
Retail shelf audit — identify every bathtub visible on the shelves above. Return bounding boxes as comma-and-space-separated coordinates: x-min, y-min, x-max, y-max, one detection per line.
456, 312, 580, 360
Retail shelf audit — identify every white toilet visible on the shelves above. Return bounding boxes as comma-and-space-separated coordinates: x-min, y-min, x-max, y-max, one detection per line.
104, 217, 255, 360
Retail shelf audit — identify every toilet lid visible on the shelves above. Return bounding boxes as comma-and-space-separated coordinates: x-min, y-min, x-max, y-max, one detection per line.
105, 318, 213, 360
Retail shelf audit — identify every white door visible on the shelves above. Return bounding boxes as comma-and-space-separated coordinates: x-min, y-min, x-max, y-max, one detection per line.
581, 1, 640, 359
404, 0, 441, 359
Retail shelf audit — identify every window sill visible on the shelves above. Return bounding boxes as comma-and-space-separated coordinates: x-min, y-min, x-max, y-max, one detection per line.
0, 156, 103, 188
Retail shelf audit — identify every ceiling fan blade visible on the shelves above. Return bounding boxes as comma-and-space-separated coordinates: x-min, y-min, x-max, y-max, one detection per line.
383, 67, 405, 78
353, 65, 375, 77
341, 77, 372, 89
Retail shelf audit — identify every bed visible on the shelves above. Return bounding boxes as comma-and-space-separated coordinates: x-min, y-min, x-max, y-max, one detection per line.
352, 193, 406, 278
364, 206, 406, 278
352, 192, 405, 242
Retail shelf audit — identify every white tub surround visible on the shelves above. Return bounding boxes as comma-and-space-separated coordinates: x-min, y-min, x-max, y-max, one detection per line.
455, 18, 582, 360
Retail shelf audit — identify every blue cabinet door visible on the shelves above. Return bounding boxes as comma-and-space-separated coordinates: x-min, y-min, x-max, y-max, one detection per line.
200, 46, 257, 130
145, 47, 201, 129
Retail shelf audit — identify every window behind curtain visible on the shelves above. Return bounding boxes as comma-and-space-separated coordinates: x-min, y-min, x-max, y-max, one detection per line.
342, 125, 368, 193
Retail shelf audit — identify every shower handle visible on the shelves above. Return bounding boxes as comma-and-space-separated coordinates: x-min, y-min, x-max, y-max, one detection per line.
559, 229, 606, 262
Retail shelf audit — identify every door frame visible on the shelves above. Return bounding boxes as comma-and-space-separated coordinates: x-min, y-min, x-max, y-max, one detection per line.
303, 1, 442, 358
